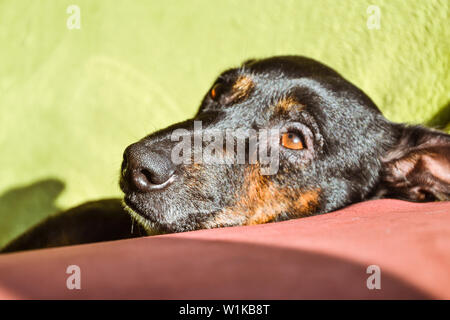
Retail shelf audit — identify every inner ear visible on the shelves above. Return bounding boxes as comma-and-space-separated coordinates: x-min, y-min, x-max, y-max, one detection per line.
376, 126, 450, 202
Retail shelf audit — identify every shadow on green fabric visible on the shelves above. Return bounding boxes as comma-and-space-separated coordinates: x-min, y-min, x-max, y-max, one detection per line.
0, 179, 64, 248
427, 100, 450, 130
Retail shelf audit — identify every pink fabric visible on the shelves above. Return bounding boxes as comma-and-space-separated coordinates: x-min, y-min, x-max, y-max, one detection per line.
0, 199, 449, 299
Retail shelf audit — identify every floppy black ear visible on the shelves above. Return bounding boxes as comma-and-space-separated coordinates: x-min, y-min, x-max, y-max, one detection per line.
375, 125, 450, 201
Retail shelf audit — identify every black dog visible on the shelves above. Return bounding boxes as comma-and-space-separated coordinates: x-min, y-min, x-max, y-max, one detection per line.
3, 56, 449, 252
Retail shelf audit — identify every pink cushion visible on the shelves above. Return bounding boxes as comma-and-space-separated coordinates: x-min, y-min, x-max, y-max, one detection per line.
0, 199, 449, 299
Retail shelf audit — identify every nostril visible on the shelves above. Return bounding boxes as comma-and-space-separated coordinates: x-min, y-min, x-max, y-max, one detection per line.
130, 168, 175, 192
141, 168, 156, 185
132, 170, 152, 192
141, 167, 175, 186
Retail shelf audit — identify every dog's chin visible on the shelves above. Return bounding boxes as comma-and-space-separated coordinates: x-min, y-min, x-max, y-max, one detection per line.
122, 195, 215, 234
122, 197, 164, 235
122, 190, 244, 233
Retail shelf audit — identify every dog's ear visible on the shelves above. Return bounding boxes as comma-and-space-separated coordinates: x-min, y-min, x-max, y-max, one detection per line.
376, 125, 450, 201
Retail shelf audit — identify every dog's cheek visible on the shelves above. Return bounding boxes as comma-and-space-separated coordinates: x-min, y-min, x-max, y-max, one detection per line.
201, 165, 321, 228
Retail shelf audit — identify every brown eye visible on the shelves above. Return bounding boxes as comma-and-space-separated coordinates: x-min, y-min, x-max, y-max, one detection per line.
210, 83, 222, 100
281, 132, 304, 150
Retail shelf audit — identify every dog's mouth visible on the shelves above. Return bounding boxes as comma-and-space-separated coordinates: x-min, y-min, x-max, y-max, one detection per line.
123, 196, 140, 216
122, 191, 229, 233
122, 196, 162, 234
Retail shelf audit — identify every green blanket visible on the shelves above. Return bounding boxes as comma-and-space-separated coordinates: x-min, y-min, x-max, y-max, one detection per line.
0, 0, 449, 247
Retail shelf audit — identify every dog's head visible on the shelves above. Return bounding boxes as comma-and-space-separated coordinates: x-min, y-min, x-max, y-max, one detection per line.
120, 56, 450, 233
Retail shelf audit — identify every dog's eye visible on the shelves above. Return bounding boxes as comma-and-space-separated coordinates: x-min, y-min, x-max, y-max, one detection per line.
210, 83, 223, 101
281, 132, 304, 150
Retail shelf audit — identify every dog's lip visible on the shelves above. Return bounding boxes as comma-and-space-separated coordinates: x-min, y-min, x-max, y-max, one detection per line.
123, 196, 162, 223
123, 196, 164, 233
123, 196, 147, 219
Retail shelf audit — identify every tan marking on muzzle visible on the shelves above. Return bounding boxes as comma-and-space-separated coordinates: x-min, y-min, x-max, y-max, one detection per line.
202, 165, 320, 228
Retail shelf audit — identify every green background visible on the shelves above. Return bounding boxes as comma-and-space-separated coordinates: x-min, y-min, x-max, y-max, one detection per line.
0, 0, 449, 247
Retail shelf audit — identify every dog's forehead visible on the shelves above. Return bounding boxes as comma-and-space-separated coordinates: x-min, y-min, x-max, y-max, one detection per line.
214, 75, 329, 123
218, 56, 342, 109
198, 55, 381, 132
221, 56, 379, 115
241, 55, 341, 79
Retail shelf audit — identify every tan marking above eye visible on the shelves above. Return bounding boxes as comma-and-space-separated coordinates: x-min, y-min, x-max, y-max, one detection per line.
210, 76, 254, 105
232, 76, 253, 93
275, 97, 304, 114
281, 132, 304, 150
227, 76, 254, 104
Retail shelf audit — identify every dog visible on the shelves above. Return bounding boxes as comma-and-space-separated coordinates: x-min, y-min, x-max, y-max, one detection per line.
2, 56, 449, 253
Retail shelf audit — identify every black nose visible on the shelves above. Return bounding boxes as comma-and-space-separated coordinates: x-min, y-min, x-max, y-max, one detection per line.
121, 143, 176, 192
